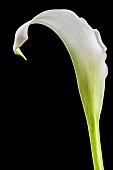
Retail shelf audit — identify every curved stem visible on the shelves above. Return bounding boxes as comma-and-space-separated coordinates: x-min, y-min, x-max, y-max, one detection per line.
87, 118, 104, 170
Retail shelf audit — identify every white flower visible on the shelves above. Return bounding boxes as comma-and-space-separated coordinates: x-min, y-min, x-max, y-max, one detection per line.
13, 10, 107, 169
13, 9, 107, 119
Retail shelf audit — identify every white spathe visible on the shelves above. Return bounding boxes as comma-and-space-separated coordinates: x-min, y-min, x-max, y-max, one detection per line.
13, 9, 108, 120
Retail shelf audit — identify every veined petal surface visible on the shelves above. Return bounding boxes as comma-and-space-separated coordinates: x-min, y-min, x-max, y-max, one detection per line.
13, 9, 108, 120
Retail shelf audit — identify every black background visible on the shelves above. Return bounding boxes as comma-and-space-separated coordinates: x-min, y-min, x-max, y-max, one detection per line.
0, 1, 112, 169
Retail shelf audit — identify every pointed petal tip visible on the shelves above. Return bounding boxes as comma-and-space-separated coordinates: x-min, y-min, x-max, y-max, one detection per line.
13, 48, 27, 61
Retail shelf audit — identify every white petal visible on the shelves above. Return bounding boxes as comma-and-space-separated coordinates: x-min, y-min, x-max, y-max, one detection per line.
13, 21, 30, 50
13, 9, 107, 119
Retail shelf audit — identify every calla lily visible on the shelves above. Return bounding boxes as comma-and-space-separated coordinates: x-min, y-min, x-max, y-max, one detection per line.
13, 9, 107, 170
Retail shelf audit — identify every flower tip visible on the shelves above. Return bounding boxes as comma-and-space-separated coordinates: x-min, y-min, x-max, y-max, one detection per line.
13, 48, 27, 61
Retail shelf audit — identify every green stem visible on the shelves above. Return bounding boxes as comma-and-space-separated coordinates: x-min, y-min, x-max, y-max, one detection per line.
87, 118, 104, 170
